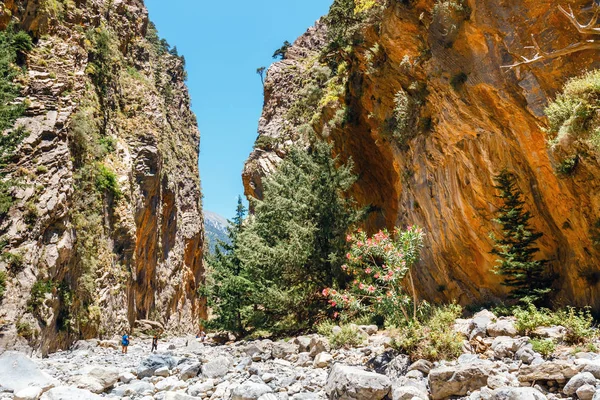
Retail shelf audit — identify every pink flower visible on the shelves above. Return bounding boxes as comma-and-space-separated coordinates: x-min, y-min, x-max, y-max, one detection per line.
374, 273, 380, 279
359, 283, 365, 290
322, 288, 329, 296
329, 300, 337, 307
333, 312, 339, 318
367, 285, 375, 293
331, 289, 337, 295
356, 241, 363, 247
341, 264, 348, 271
365, 268, 372, 274
346, 253, 351, 259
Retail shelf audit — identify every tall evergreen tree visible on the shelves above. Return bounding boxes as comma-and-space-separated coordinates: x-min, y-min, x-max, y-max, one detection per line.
236, 140, 361, 333
203, 196, 254, 337
490, 169, 553, 304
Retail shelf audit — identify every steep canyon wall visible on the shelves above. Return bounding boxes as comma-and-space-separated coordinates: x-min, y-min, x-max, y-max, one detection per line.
243, 0, 600, 310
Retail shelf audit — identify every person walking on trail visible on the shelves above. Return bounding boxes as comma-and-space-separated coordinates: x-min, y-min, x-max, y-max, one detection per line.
121, 333, 130, 354
151, 334, 158, 352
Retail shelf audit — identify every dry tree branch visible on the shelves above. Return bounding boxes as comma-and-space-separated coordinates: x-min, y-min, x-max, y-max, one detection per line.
503, 2, 600, 69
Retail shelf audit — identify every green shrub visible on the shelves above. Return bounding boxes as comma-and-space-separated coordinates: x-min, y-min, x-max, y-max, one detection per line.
95, 164, 121, 199
0, 27, 32, 131
316, 320, 336, 337
255, 136, 278, 150
24, 202, 38, 226
555, 154, 579, 176
0, 270, 6, 300
16, 319, 36, 340
530, 338, 555, 357
513, 303, 596, 344
513, 303, 554, 335
329, 324, 366, 349
431, 0, 470, 46
99, 136, 117, 155
393, 304, 463, 362
86, 27, 117, 99
2, 251, 23, 272
272, 40, 291, 60
559, 307, 596, 345
387, 88, 418, 146
28, 279, 55, 313
545, 70, 600, 150
35, 165, 48, 174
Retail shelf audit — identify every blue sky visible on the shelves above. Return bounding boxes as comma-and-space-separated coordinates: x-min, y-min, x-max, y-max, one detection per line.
145, 0, 331, 219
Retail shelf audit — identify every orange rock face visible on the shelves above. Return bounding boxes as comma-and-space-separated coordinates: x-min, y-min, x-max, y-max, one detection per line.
244, 0, 600, 310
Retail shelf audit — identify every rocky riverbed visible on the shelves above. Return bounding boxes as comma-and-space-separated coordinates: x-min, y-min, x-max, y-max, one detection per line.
1, 310, 600, 400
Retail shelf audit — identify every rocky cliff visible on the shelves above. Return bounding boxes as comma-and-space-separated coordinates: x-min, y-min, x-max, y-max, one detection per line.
0, 0, 204, 355
243, 0, 600, 310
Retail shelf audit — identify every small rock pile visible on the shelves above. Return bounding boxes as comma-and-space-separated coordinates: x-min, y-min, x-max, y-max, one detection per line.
1, 311, 600, 399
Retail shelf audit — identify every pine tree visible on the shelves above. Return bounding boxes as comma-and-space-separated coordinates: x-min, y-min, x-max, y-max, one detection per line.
236, 140, 361, 333
490, 169, 553, 304
203, 196, 254, 337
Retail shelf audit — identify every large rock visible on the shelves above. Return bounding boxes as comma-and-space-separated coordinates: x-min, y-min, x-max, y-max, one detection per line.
519, 360, 583, 382
179, 362, 202, 380
487, 319, 517, 337
245, 341, 273, 361
469, 310, 496, 340
155, 376, 187, 392
309, 336, 330, 357
75, 366, 119, 393
582, 360, 600, 379
272, 341, 299, 359
40, 387, 101, 400
188, 379, 215, 396
577, 384, 597, 400
490, 387, 547, 400
294, 336, 312, 353
563, 372, 597, 396
14, 387, 43, 400
392, 386, 428, 400
231, 381, 273, 400
202, 355, 232, 378
0, 351, 58, 392
137, 354, 177, 378
429, 360, 494, 400
164, 392, 201, 400
325, 364, 392, 400
111, 381, 155, 397
313, 352, 333, 368
490, 336, 528, 359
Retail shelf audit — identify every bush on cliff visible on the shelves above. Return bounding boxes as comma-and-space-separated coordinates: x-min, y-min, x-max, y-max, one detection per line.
545, 69, 600, 154
0, 271, 6, 300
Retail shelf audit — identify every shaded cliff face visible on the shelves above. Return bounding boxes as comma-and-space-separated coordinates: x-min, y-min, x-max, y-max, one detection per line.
0, 0, 204, 354
243, 0, 600, 310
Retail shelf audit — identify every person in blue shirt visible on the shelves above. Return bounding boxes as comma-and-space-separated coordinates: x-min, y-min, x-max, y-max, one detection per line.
121, 333, 130, 354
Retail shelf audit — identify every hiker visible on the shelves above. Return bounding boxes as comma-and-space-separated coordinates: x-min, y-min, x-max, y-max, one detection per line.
121, 333, 130, 354
198, 330, 206, 343
151, 334, 158, 352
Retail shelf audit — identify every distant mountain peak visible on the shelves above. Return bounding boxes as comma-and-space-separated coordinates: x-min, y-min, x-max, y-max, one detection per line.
204, 210, 231, 253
